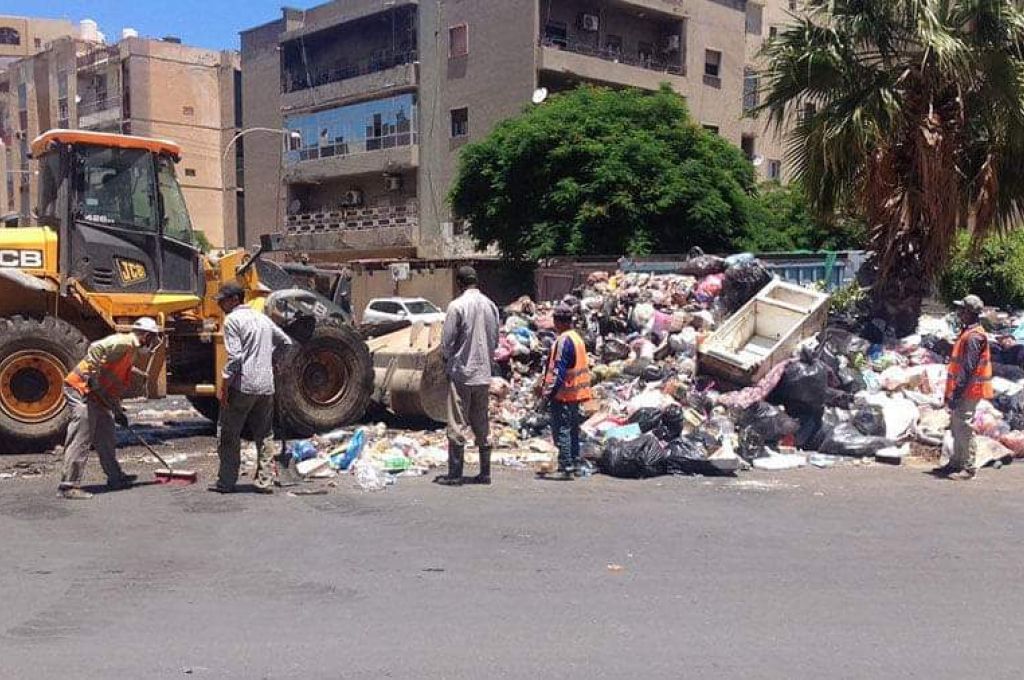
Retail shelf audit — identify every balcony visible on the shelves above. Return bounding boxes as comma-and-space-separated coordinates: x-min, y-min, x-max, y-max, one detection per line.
282, 60, 418, 113
284, 134, 418, 183
277, 201, 419, 252
538, 38, 686, 92
77, 95, 122, 130
76, 46, 120, 71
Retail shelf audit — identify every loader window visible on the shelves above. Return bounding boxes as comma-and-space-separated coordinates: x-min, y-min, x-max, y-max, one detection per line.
74, 147, 157, 232
156, 157, 194, 244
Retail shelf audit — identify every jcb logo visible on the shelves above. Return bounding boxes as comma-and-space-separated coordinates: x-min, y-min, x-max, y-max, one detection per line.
0, 250, 43, 268
116, 258, 148, 285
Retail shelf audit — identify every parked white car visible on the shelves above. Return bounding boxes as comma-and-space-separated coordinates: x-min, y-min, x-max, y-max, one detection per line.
362, 297, 446, 325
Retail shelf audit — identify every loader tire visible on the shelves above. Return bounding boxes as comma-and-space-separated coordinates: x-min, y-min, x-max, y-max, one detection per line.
275, 318, 373, 438
0, 315, 88, 453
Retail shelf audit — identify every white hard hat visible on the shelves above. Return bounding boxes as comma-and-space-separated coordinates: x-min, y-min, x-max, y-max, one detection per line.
131, 317, 160, 334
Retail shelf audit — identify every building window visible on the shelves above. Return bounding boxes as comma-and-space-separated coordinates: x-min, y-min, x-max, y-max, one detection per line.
704, 49, 722, 87
638, 42, 655, 67
741, 135, 756, 160
605, 34, 623, 59
182, 106, 194, 117
743, 67, 759, 112
34, 38, 41, 49
768, 159, 782, 180
450, 107, 469, 138
746, 4, 763, 35
184, 168, 197, 177
769, 26, 778, 39
789, 0, 798, 9
284, 93, 417, 164
0, 28, 20, 46
449, 24, 469, 58
702, 124, 720, 135
543, 21, 568, 48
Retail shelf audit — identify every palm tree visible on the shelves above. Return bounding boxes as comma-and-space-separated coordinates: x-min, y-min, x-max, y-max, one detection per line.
757, 0, 1024, 335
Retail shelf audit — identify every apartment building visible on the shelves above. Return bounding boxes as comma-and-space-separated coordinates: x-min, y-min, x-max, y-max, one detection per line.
241, 0, 791, 258
1, 21, 243, 247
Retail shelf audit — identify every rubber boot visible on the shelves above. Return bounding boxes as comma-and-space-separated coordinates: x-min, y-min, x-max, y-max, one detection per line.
466, 446, 492, 485
434, 441, 464, 486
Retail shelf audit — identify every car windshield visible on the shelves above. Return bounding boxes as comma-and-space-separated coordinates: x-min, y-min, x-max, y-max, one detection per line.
73, 146, 157, 231
405, 300, 441, 314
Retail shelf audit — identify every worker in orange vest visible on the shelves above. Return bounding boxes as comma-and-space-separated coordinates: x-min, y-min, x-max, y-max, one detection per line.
937, 295, 993, 480
542, 305, 593, 480
57, 318, 162, 499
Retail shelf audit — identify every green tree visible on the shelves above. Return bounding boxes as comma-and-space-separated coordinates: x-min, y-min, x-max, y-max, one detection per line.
449, 85, 758, 260
757, 0, 1024, 335
742, 181, 865, 252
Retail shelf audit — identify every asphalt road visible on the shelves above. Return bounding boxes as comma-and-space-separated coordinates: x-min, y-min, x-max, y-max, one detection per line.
2, 421, 1024, 679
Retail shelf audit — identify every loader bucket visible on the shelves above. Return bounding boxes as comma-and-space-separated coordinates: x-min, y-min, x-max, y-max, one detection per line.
366, 322, 448, 423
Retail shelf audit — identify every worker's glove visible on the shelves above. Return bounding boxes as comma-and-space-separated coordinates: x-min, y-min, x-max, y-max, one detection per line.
113, 407, 129, 428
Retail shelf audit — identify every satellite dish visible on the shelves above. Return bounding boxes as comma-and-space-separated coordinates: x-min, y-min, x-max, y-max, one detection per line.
752, 154, 765, 167
532, 87, 549, 105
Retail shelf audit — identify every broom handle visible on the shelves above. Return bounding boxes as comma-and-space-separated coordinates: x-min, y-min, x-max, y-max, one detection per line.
89, 389, 173, 471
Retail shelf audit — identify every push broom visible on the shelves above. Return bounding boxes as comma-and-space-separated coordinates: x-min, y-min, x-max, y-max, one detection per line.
93, 391, 198, 485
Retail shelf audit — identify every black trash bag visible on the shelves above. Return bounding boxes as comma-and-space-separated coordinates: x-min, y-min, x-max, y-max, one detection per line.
628, 407, 663, 433
769, 350, 829, 414
597, 434, 667, 479
819, 423, 893, 457
994, 391, 1024, 431
601, 337, 630, 362
641, 364, 666, 383
851, 406, 886, 436
920, 334, 954, 358
835, 367, 867, 393
825, 388, 856, 409
678, 246, 726, 277
994, 363, 1024, 381
821, 327, 871, 360
659, 405, 685, 440
720, 260, 773, 314
665, 436, 723, 475
736, 401, 799, 443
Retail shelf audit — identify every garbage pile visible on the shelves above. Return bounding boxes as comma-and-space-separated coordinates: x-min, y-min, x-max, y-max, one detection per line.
484, 251, 1024, 479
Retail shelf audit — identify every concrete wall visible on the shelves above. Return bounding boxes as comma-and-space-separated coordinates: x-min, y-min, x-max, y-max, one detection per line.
120, 39, 238, 248
0, 15, 78, 60
240, 18, 289, 249
418, 0, 539, 258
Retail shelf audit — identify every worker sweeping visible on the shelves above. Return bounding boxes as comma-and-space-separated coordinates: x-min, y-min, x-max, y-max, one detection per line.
541, 305, 593, 481
936, 294, 993, 481
57, 318, 162, 500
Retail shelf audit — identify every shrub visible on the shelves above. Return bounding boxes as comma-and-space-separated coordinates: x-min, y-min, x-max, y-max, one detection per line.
938, 231, 1024, 309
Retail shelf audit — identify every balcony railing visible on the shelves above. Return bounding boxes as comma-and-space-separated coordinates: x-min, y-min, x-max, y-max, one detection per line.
78, 95, 122, 118
285, 200, 419, 237
76, 46, 120, 70
286, 131, 417, 165
539, 37, 685, 76
283, 49, 418, 94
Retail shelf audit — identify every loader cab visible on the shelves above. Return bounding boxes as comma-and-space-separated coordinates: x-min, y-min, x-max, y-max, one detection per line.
33, 130, 202, 296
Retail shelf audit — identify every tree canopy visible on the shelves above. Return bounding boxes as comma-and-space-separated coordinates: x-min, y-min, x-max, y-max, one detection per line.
742, 181, 865, 252
449, 85, 759, 260
757, 0, 1024, 332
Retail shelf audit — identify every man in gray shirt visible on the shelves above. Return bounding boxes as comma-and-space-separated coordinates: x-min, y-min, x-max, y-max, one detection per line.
436, 266, 500, 486
210, 283, 293, 494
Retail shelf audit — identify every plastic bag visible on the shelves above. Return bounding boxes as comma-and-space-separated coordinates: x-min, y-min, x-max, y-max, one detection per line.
852, 406, 886, 436
664, 437, 716, 475
819, 423, 893, 457
769, 353, 829, 415
289, 440, 318, 463
678, 247, 726, 277
694, 274, 724, 303
354, 460, 387, 491
720, 260, 773, 314
597, 434, 667, 479
628, 407, 662, 433
737, 401, 799, 443
999, 431, 1024, 457
329, 429, 366, 471
821, 328, 871, 360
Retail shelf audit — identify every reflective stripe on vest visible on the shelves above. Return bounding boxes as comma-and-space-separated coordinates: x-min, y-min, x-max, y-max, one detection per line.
65, 350, 135, 402
945, 325, 994, 401
544, 330, 593, 403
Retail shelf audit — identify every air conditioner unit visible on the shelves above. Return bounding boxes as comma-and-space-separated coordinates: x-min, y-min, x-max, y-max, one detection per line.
343, 189, 364, 206
664, 35, 681, 52
383, 175, 402, 192
579, 13, 599, 32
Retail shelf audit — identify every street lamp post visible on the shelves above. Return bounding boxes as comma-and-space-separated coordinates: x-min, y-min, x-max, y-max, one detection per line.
222, 127, 303, 163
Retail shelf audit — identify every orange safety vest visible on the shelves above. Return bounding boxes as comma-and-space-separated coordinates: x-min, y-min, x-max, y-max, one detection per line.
544, 330, 593, 404
65, 336, 137, 403
945, 325, 993, 402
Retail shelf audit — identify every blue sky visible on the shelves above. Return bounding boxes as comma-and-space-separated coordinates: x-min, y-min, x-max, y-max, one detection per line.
4, 0, 321, 50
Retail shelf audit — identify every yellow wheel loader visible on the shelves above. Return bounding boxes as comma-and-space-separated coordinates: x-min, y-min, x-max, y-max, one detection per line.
0, 130, 374, 452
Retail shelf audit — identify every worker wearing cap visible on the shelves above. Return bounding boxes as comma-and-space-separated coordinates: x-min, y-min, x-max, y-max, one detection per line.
938, 294, 993, 480
210, 282, 294, 494
57, 318, 162, 500
436, 265, 500, 486
542, 305, 592, 480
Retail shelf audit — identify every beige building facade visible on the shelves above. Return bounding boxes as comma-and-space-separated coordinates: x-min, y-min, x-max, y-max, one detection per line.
1, 24, 242, 247
242, 0, 793, 258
